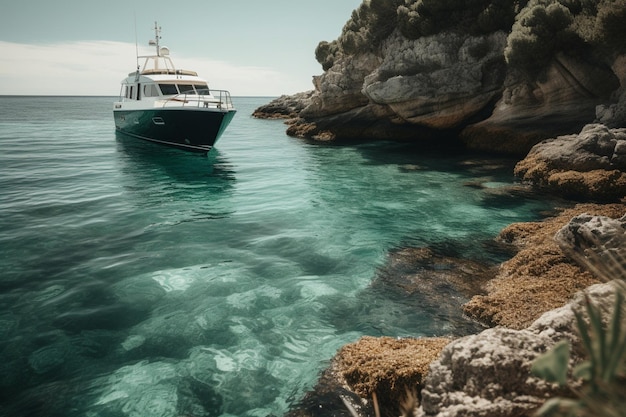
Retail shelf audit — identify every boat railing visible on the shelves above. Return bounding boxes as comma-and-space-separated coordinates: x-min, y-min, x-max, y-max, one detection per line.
161, 89, 235, 110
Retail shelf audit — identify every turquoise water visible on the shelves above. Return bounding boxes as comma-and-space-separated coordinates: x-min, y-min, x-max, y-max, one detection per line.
0, 96, 555, 417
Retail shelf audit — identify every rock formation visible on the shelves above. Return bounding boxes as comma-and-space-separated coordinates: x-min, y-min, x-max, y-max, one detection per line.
463, 203, 626, 329
419, 281, 622, 417
419, 210, 626, 417
252, 91, 314, 119
255, 0, 626, 156
263, 1, 626, 415
554, 212, 626, 281
514, 124, 626, 201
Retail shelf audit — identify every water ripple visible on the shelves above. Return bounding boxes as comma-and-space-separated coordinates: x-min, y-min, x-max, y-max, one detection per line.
0, 96, 560, 417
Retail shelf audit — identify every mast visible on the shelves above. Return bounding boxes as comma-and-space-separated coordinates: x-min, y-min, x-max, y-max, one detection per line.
149, 22, 162, 57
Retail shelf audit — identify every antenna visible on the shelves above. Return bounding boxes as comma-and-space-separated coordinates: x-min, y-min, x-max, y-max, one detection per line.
134, 12, 140, 79
151, 22, 161, 56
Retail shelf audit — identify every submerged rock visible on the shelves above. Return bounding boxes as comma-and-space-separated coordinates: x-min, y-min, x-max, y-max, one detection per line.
371, 246, 494, 333
375, 247, 494, 296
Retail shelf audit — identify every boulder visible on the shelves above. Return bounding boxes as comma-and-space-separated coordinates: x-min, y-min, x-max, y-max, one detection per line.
514, 124, 626, 201
419, 281, 623, 417
554, 213, 626, 282
596, 55, 626, 128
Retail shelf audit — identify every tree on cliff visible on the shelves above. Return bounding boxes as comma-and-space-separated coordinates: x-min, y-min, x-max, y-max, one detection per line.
505, 0, 626, 77
316, 0, 626, 80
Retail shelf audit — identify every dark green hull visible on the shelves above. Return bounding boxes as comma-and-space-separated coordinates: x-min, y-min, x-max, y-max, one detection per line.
113, 108, 236, 153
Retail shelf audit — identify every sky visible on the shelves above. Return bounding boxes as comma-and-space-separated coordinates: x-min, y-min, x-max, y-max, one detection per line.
0, 0, 363, 96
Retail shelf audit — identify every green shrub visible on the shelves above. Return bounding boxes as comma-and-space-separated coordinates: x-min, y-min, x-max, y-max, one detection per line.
315, 41, 340, 71
593, 1, 626, 55
504, 2, 577, 76
474, 0, 525, 34
334, 0, 404, 54
504, 0, 626, 78
398, 0, 521, 39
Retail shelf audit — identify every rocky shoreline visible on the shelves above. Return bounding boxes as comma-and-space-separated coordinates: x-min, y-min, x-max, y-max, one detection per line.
272, 114, 626, 417
269, 70, 626, 417
251, 1, 626, 415
285, 202, 625, 417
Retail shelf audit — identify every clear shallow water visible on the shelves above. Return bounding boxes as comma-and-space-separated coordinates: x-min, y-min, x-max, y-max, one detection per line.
0, 96, 556, 417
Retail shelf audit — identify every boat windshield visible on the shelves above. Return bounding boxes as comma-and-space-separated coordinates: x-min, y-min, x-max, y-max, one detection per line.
195, 83, 209, 91
158, 83, 210, 96
159, 84, 179, 95
178, 84, 195, 94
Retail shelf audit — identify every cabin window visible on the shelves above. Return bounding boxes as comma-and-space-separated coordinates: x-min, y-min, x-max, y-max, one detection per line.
124, 86, 130, 98
159, 84, 179, 95
195, 83, 210, 94
178, 84, 195, 94
129, 86, 134, 99
144, 84, 160, 97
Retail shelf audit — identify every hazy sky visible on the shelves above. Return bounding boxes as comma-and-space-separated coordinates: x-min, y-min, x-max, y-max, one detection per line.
0, 0, 362, 96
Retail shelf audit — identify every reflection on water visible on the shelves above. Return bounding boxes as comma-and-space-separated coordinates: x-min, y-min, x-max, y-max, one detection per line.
114, 132, 238, 225
115, 132, 237, 185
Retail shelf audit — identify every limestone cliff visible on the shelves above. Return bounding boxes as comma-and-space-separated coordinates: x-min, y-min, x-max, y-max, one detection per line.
255, 0, 626, 156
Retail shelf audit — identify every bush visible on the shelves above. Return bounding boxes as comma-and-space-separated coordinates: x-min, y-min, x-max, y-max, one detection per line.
474, 0, 527, 34
397, 0, 521, 39
504, 2, 577, 76
335, 0, 404, 54
504, 0, 626, 78
315, 41, 339, 71
593, 1, 626, 55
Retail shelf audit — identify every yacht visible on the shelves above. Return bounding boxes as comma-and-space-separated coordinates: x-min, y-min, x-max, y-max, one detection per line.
113, 22, 236, 153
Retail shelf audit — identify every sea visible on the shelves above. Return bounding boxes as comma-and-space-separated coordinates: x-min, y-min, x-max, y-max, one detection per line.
0, 96, 560, 417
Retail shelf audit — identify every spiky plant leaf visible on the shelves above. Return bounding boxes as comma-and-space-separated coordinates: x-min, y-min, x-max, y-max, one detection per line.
605, 290, 626, 382
584, 294, 608, 372
573, 360, 592, 381
535, 397, 580, 417
532, 340, 571, 386
575, 300, 597, 382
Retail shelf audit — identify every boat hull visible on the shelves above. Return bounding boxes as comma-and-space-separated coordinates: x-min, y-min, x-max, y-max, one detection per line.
113, 108, 236, 153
